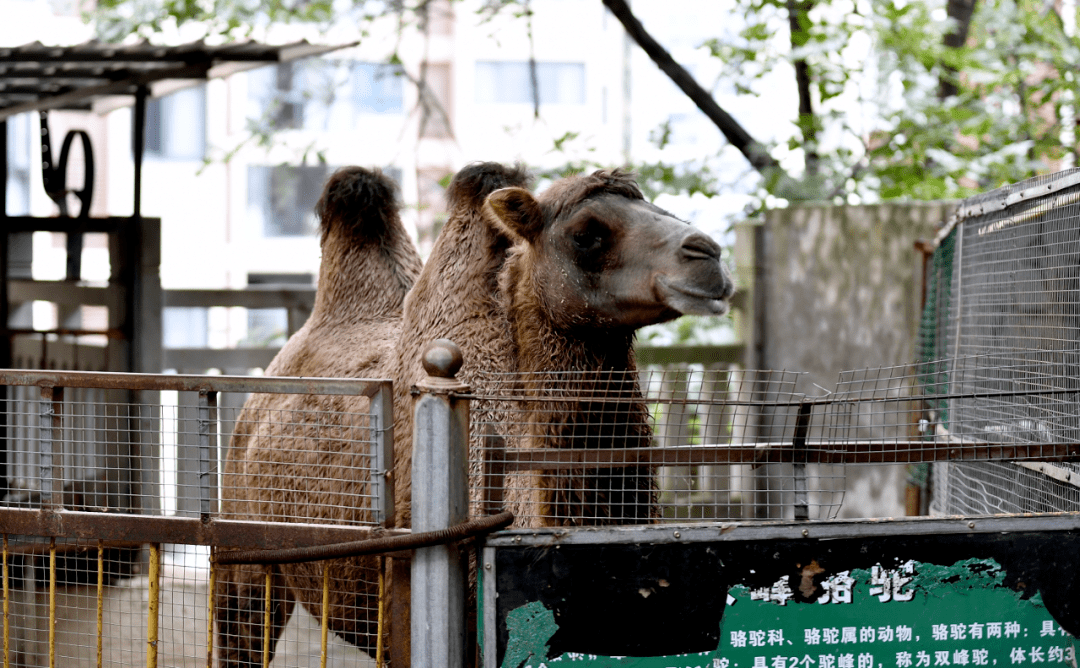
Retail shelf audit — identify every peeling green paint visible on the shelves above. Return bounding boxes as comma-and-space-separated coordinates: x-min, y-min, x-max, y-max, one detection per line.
498, 559, 1076, 668
502, 601, 559, 668
905, 558, 1006, 595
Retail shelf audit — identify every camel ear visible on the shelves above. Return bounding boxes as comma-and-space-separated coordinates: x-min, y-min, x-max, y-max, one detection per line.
485, 187, 544, 243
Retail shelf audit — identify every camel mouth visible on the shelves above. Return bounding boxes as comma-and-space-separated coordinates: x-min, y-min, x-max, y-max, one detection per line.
656, 277, 731, 316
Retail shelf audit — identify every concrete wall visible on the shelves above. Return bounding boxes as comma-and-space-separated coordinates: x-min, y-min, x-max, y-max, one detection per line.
747, 201, 952, 519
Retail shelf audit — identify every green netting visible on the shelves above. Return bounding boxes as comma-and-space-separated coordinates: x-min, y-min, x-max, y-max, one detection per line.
911, 227, 957, 499
916, 227, 956, 426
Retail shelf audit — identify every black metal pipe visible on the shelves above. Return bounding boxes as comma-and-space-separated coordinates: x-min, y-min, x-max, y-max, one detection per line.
132, 85, 147, 219
215, 511, 515, 565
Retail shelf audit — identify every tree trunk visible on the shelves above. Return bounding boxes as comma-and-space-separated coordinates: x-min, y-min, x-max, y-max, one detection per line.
938, 0, 978, 99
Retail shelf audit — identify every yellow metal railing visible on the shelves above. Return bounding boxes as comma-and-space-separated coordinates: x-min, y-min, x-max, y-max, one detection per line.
0, 536, 392, 668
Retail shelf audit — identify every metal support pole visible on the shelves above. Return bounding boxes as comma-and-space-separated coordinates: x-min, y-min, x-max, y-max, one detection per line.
38, 387, 63, 510
792, 401, 813, 521
132, 86, 147, 220
0, 119, 9, 504
370, 382, 394, 528
197, 390, 218, 520
411, 340, 470, 668
147, 543, 160, 668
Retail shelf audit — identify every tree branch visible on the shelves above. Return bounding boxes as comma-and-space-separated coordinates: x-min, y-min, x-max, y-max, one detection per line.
788, 0, 819, 175
601, 0, 786, 180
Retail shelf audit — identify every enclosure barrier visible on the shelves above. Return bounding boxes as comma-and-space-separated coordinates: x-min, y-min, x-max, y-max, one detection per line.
466, 356, 1080, 526
918, 167, 1080, 515
5, 341, 1080, 665
0, 369, 395, 668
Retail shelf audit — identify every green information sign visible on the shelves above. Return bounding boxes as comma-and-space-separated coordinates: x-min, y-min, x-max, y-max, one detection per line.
500, 559, 1078, 668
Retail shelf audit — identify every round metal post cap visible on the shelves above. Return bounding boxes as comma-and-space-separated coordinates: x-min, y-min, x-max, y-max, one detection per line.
422, 339, 463, 379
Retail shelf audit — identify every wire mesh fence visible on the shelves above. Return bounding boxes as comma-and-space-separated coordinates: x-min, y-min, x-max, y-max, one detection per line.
918, 168, 1080, 515
6, 308, 1080, 663
468, 367, 845, 526
0, 371, 389, 668
467, 349, 1080, 527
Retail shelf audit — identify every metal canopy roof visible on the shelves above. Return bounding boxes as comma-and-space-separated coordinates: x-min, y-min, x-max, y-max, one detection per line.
0, 39, 351, 120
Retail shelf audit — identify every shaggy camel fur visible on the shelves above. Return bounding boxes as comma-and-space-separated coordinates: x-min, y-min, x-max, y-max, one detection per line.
216, 163, 734, 664
216, 166, 421, 665
390, 162, 531, 527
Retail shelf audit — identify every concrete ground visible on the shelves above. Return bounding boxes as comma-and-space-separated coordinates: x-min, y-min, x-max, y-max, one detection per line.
6, 560, 375, 668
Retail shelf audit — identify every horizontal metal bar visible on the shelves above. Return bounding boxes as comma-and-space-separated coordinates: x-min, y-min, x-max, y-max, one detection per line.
0, 63, 210, 120
1014, 461, 1080, 488
0, 508, 406, 551
0, 216, 156, 233
3, 328, 123, 339
163, 348, 279, 372
492, 440, 1080, 469
485, 512, 1080, 548
0, 368, 389, 396
11, 284, 314, 312
459, 392, 805, 407
635, 344, 745, 366
9, 280, 113, 307
164, 288, 315, 309
461, 384, 1080, 409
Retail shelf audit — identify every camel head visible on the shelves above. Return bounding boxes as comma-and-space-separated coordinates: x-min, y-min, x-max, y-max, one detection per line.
485, 169, 735, 331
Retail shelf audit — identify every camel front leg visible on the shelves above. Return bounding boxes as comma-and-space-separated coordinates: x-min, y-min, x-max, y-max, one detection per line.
215, 562, 296, 668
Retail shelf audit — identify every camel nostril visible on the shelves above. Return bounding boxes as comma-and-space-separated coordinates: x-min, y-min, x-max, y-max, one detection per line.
681, 233, 721, 261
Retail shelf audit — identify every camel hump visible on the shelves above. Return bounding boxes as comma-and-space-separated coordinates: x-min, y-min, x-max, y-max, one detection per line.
446, 162, 532, 211
316, 166, 402, 241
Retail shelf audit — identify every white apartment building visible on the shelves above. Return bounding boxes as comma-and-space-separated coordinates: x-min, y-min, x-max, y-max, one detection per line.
4, 0, 754, 352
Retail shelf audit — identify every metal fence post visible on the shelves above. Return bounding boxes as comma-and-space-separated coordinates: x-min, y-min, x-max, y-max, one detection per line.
411, 339, 470, 668
38, 386, 62, 510
792, 401, 814, 521
197, 390, 218, 520
370, 381, 394, 528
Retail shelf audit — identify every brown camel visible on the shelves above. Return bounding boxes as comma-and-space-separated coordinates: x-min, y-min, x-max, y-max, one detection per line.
215, 163, 734, 665
479, 170, 734, 525
215, 166, 422, 666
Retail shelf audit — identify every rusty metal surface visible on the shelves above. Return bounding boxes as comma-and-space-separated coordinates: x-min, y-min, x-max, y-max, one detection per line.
484, 511, 1080, 548
492, 441, 1080, 470
0, 40, 350, 119
0, 367, 388, 396
0, 508, 407, 551
216, 511, 513, 565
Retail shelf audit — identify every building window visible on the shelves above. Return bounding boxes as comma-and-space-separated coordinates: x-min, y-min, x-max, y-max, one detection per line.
475, 61, 585, 105
247, 164, 329, 237
163, 307, 209, 348
145, 85, 206, 161
243, 273, 314, 347
248, 60, 405, 132
353, 62, 406, 114
5, 113, 32, 215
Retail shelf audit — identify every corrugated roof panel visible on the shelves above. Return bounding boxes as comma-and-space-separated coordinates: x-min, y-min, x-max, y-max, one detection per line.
0, 38, 352, 119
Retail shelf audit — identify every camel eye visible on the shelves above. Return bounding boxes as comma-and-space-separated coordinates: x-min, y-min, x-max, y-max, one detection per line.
572, 220, 608, 253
